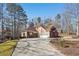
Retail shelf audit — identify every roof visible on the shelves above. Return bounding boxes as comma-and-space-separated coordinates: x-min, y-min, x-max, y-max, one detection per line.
40, 25, 47, 30
36, 25, 47, 33
46, 25, 53, 31
36, 24, 53, 32
36, 24, 47, 30
27, 26, 38, 33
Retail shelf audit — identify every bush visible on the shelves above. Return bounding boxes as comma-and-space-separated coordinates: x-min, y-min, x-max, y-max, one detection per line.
59, 39, 65, 47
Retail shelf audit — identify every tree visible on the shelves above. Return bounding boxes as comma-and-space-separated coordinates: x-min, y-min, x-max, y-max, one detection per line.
29, 22, 34, 27
37, 17, 41, 24
44, 18, 53, 27
17, 5, 27, 38
0, 3, 4, 40
17, 11, 28, 37
55, 14, 61, 33
33, 17, 42, 27
6, 3, 28, 39
62, 12, 73, 34
64, 4, 79, 36
6, 3, 18, 39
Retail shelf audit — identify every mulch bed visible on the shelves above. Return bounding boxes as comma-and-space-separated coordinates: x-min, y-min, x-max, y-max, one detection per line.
50, 40, 79, 56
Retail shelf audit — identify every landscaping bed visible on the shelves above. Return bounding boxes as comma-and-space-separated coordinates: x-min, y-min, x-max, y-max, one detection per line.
50, 39, 79, 56
0, 40, 18, 56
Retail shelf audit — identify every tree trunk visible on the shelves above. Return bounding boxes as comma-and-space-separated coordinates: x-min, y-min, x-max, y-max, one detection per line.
76, 21, 79, 36
1, 4, 4, 40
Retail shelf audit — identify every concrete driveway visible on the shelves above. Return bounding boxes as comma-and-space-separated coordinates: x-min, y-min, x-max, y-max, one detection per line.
12, 38, 64, 56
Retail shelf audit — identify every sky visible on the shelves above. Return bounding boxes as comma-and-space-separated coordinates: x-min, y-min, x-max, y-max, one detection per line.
20, 3, 65, 20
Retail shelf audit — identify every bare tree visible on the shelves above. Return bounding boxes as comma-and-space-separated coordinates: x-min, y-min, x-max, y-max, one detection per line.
62, 12, 73, 34
0, 3, 4, 40
44, 18, 53, 27
64, 4, 79, 36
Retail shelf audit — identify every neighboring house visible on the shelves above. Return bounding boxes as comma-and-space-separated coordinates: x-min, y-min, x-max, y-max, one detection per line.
0, 30, 2, 36
0, 29, 12, 39
0, 29, 8, 43
0, 29, 6, 37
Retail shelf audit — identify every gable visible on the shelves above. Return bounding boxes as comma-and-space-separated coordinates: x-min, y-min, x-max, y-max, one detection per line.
36, 26, 47, 33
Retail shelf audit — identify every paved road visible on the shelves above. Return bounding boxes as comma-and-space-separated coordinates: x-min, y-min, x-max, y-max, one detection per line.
12, 38, 64, 56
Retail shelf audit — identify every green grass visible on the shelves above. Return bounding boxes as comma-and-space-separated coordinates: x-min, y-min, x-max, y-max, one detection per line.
0, 40, 18, 56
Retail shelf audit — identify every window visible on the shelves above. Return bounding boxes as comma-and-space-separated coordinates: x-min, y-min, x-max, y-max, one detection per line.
23, 33, 25, 36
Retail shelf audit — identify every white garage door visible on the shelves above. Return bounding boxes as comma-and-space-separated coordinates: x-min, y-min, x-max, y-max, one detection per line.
40, 32, 49, 38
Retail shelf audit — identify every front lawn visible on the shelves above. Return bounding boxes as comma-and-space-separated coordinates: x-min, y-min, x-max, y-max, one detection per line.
0, 40, 18, 56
